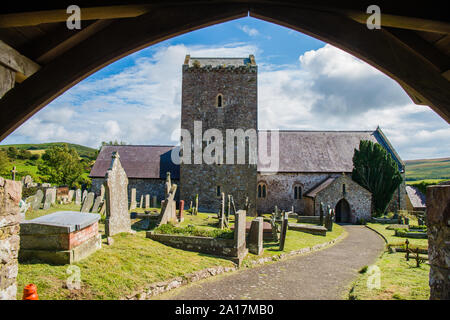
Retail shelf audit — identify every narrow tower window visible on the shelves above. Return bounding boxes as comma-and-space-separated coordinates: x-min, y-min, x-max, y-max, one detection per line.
216, 94, 223, 107
258, 182, 267, 199
216, 186, 221, 197
294, 186, 302, 199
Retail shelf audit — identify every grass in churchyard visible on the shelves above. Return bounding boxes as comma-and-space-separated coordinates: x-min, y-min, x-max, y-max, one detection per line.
25, 203, 82, 220
347, 222, 430, 300
347, 251, 430, 300
18, 206, 345, 300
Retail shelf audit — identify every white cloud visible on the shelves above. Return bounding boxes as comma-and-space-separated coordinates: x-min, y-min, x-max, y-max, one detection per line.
239, 25, 260, 37
2, 43, 448, 161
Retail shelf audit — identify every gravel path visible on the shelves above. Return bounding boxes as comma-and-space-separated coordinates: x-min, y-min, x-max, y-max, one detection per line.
155, 225, 385, 300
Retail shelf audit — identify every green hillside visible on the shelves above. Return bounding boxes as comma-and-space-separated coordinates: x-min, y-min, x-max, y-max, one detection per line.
405, 157, 450, 182
0, 142, 97, 159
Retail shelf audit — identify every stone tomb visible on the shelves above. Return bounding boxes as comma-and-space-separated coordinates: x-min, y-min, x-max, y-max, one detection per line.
19, 211, 102, 265
288, 223, 327, 236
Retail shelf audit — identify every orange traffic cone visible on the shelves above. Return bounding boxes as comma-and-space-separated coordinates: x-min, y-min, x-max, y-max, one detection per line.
22, 284, 39, 300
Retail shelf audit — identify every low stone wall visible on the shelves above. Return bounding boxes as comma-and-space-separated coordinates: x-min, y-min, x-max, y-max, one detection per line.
297, 216, 321, 224
288, 223, 327, 236
371, 217, 401, 224
147, 232, 238, 258
0, 177, 22, 300
426, 185, 450, 300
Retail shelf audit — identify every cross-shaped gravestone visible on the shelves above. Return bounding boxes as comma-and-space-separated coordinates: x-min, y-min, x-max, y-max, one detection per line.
10, 166, 17, 181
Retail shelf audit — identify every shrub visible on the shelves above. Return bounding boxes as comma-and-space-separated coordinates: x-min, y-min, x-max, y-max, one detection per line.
154, 223, 234, 239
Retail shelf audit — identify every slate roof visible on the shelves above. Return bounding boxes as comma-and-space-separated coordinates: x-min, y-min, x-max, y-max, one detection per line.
257, 128, 403, 173
89, 145, 179, 179
305, 177, 337, 197
406, 185, 426, 209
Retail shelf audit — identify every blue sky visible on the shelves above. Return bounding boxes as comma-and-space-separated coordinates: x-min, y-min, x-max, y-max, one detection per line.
1, 17, 449, 160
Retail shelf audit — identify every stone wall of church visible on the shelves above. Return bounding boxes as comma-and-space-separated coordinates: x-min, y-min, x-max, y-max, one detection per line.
256, 172, 341, 214
91, 178, 179, 206
386, 175, 407, 213
313, 175, 372, 223
180, 63, 258, 215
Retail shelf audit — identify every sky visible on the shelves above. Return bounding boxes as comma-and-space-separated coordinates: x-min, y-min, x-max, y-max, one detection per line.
1, 17, 449, 160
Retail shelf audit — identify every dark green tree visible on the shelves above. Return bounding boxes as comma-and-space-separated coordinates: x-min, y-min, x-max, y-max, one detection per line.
0, 149, 10, 176
6, 146, 18, 159
352, 140, 403, 215
38, 144, 84, 187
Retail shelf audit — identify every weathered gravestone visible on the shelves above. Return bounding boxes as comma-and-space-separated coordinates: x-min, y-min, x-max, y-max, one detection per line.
91, 196, 103, 213
158, 179, 178, 226
43, 188, 52, 210
178, 200, 185, 222
75, 189, 81, 205
233, 210, 248, 264
68, 190, 74, 203
319, 202, 324, 226
104, 152, 131, 237
19, 211, 102, 264
21, 175, 33, 187
145, 194, 150, 209
82, 190, 88, 203
279, 211, 289, 251
248, 217, 264, 255
0, 177, 22, 300
129, 188, 137, 210
325, 208, 334, 231
139, 195, 143, 208
80, 192, 95, 213
50, 187, 57, 204
100, 184, 105, 199
152, 195, 157, 208
32, 189, 44, 210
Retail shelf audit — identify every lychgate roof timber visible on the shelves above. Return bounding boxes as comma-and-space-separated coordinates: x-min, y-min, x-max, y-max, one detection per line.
89, 145, 179, 179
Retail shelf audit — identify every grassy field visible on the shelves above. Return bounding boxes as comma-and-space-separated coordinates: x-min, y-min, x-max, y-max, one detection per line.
18, 206, 344, 300
0, 142, 97, 159
348, 222, 430, 300
405, 157, 450, 181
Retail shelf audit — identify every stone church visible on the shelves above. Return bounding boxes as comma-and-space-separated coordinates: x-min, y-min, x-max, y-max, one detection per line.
90, 55, 406, 222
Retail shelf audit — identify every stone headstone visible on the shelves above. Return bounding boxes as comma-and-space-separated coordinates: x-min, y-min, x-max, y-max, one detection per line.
233, 210, 248, 264
129, 188, 137, 210
104, 152, 131, 237
248, 217, 264, 255
82, 190, 88, 203
139, 195, 143, 208
152, 195, 157, 208
178, 200, 185, 222
165, 172, 171, 198
21, 175, 33, 187
0, 177, 22, 300
32, 189, 44, 210
43, 188, 52, 210
91, 196, 103, 213
41, 183, 51, 188
81, 192, 95, 212
319, 202, 324, 226
50, 188, 57, 204
279, 211, 289, 251
75, 189, 81, 205
145, 194, 150, 209
68, 190, 74, 203
158, 184, 178, 225
100, 184, 105, 199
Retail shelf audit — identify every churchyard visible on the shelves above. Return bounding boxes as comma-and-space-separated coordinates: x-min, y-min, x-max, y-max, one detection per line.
347, 215, 430, 300
12, 154, 345, 300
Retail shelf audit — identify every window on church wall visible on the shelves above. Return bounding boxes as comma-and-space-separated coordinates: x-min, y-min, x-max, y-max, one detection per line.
216, 186, 221, 197
216, 94, 223, 108
294, 186, 302, 200
343, 184, 346, 195
257, 183, 267, 199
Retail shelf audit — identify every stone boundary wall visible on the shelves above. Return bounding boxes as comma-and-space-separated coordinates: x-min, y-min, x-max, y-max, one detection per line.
0, 177, 22, 300
126, 231, 347, 300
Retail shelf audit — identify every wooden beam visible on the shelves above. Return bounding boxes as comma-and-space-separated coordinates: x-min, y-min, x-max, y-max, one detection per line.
249, 5, 450, 122
0, 4, 248, 141
0, 5, 151, 28
0, 40, 40, 78
344, 10, 450, 34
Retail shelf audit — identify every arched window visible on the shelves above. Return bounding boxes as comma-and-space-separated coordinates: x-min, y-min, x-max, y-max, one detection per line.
294, 185, 302, 199
216, 94, 223, 107
216, 185, 221, 197
257, 182, 267, 199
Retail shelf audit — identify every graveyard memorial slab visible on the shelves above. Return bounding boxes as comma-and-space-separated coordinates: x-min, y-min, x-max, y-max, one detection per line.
145, 194, 150, 209
104, 152, 131, 237
288, 223, 327, 236
129, 188, 137, 210
248, 217, 264, 255
91, 195, 103, 213
19, 211, 102, 265
75, 189, 81, 205
32, 189, 44, 210
80, 192, 95, 213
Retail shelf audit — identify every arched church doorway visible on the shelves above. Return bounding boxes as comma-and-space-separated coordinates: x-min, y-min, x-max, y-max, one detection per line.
335, 199, 351, 223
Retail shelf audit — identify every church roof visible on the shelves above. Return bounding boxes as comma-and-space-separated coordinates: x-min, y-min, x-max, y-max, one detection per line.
89, 145, 179, 179
406, 185, 426, 209
257, 128, 403, 173
305, 177, 337, 197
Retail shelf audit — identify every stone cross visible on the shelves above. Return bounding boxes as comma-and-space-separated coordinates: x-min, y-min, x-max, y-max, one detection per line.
104, 152, 131, 237
158, 184, 178, 225
10, 166, 17, 181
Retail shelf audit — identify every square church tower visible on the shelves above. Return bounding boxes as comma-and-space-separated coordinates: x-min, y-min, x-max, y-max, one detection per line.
180, 55, 258, 215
